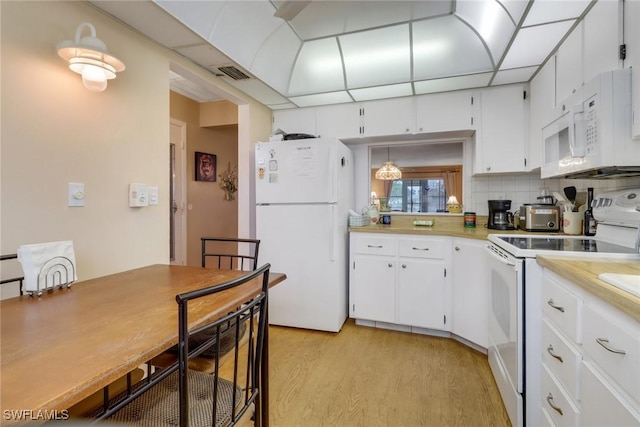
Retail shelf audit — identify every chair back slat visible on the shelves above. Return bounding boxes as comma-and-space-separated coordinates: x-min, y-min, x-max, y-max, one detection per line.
201, 237, 260, 271
1, 254, 24, 296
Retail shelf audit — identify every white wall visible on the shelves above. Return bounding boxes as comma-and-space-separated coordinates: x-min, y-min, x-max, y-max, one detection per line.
1, 1, 170, 297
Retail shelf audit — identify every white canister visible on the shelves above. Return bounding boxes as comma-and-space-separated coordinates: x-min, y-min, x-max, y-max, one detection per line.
367, 205, 380, 225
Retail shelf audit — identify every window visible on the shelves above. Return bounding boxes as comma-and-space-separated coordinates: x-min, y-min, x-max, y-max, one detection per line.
371, 165, 462, 213
388, 179, 447, 212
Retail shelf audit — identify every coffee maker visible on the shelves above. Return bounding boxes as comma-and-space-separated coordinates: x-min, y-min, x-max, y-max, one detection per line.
488, 200, 515, 230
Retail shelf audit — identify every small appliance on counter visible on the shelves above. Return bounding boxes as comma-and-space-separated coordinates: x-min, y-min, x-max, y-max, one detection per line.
488, 200, 515, 230
518, 204, 560, 232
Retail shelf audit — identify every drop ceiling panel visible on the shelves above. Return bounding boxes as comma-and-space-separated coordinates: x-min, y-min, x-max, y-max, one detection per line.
523, 0, 591, 26
500, 20, 574, 69
349, 83, 414, 101
340, 24, 411, 88
251, 23, 303, 94
492, 66, 537, 85
155, 0, 225, 40
414, 73, 493, 94
289, 91, 353, 107
289, 38, 344, 95
90, 1, 204, 48
499, 0, 530, 25
455, 0, 516, 63
288, 1, 452, 41
209, 1, 283, 66
413, 16, 493, 80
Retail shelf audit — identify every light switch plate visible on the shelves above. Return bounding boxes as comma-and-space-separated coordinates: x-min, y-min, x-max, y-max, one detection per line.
148, 186, 159, 205
68, 183, 85, 207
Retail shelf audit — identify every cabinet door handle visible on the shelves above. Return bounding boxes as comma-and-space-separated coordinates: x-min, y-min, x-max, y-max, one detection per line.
546, 393, 563, 416
402, 264, 407, 268
547, 299, 565, 313
412, 247, 429, 251
546, 344, 563, 363
367, 245, 383, 248
596, 338, 626, 355
388, 263, 393, 268
454, 246, 460, 251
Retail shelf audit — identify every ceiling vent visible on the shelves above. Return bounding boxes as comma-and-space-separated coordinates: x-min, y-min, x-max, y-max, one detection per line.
216, 65, 251, 80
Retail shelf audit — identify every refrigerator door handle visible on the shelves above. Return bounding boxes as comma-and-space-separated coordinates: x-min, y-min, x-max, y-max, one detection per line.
329, 205, 336, 261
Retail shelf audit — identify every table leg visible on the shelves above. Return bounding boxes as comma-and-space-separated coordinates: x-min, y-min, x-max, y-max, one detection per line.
261, 306, 269, 427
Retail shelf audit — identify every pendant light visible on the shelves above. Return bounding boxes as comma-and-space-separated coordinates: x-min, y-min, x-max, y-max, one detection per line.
375, 147, 402, 180
57, 23, 125, 92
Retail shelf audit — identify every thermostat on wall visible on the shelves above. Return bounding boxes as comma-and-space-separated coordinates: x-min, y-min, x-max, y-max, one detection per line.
129, 183, 149, 207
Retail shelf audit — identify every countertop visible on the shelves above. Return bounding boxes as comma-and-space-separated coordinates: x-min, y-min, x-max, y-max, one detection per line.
349, 213, 639, 321
537, 256, 640, 322
349, 214, 556, 240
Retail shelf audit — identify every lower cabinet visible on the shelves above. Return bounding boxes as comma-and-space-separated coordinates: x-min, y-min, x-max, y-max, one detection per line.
350, 233, 449, 331
451, 238, 488, 348
540, 268, 640, 426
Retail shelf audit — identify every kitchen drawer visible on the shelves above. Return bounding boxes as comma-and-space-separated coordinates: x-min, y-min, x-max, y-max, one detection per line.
582, 303, 640, 403
542, 276, 583, 343
397, 238, 448, 259
352, 234, 397, 256
542, 319, 581, 402
542, 364, 580, 427
580, 360, 640, 427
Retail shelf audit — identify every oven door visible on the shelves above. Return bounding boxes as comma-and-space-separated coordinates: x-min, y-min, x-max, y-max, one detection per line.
486, 243, 523, 427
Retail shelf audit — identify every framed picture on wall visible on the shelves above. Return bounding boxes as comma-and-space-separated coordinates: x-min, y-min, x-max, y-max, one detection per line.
195, 151, 216, 182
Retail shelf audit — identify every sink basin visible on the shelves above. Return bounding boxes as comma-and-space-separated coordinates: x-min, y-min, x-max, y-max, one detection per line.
598, 273, 640, 298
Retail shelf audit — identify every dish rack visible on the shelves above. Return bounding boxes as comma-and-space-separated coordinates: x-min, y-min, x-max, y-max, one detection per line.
349, 215, 369, 227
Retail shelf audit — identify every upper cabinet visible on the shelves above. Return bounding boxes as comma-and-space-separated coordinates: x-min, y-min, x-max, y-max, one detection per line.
625, 0, 640, 139
555, 1, 622, 106
474, 84, 528, 174
555, 21, 584, 106
583, 0, 623, 84
316, 103, 360, 139
361, 98, 415, 137
529, 59, 556, 171
415, 91, 476, 133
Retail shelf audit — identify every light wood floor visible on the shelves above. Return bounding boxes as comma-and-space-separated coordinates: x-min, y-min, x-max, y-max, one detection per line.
267, 319, 511, 427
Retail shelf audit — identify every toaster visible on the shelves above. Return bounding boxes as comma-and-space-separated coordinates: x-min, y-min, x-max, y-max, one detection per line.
518, 204, 560, 231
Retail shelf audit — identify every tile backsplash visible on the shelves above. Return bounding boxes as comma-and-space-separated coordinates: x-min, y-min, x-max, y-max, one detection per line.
464, 173, 640, 215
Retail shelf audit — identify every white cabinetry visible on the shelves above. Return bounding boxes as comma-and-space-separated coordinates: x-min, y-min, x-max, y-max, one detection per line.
540, 268, 640, 427
361, 98, 414, 137
625, 0, 640, 139
583, 0, 622, 84
315, 103, 360, 139
451, 238, 488, 348
349, 234, 396, 323
529, 60, 556, 170
396, 237, 448, 329
555, 22, 584, 106
415, 91, 475, 133
474, 84, 528, 174
349, 233, 450, 331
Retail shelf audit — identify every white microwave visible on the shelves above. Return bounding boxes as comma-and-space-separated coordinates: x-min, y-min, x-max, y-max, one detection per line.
541, 69, 640, 179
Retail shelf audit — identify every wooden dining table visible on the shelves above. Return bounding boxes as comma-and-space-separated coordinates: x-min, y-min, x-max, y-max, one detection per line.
0, 264, 286, 425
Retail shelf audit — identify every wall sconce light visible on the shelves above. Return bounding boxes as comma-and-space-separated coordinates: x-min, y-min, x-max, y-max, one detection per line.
57, 22, 125, 92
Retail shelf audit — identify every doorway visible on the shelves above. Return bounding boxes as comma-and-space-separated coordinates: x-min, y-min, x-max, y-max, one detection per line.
170, 118, 187, 265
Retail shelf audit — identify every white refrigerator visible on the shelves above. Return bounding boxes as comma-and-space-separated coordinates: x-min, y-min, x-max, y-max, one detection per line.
255, 138, 354, 332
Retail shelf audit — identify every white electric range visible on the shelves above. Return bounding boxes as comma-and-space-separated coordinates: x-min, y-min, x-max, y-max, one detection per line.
485, 188, 640, 427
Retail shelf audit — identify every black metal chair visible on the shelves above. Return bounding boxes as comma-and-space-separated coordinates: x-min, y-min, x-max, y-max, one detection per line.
152, 237, 262, 373
100, 263, 271, 427
1, 254, 24, 296
201, 237, 260, 271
